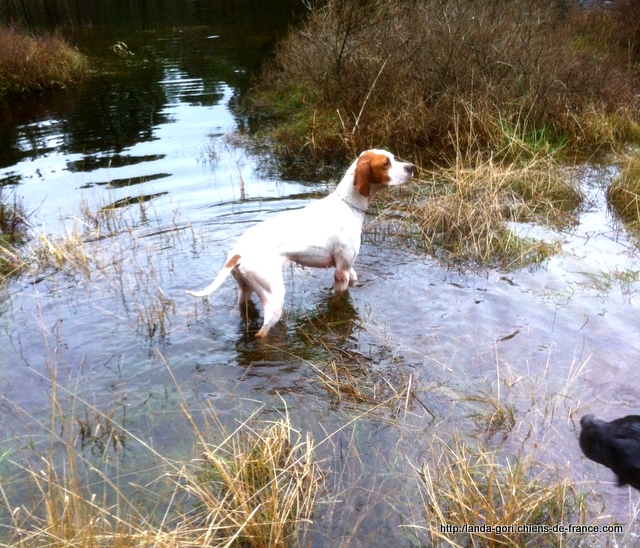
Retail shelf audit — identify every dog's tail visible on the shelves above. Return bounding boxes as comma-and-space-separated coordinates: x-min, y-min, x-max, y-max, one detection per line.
186, 253, 240, 298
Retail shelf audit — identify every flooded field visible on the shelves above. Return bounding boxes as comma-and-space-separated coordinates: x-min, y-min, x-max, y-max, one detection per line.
1, 2, 640, 545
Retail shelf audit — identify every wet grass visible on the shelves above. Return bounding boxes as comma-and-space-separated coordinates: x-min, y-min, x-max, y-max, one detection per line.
0, 298, 625, 547
0, 189, 29, 282
608, 151, 640, 232
382, 137, 579, 267
401, 355, 628, 546
412, 434, 586, 547
0, 26, 88, 97
2, 393, 319, 546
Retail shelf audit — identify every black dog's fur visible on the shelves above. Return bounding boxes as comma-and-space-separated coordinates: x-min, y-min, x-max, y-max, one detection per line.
579, 414, 640, 490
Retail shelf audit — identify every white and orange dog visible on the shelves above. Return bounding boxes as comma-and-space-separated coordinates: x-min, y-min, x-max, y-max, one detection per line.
187, 149, 414, 337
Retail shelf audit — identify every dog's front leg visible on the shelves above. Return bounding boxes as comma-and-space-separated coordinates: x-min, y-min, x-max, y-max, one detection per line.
348, 267, 357, 287
334, 268, 351, 293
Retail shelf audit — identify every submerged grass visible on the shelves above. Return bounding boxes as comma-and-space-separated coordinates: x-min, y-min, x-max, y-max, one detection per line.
0, 26, 88, 97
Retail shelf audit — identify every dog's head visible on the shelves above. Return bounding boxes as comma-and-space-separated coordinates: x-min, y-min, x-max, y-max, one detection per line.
353, 149, 414, 198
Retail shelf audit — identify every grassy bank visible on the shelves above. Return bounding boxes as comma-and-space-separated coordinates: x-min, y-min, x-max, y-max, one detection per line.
248, 0, 640, 165
0, 26, 88, 97
608, 151, 640, 232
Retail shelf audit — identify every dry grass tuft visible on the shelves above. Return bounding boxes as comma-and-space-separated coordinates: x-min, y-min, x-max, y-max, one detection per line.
410, 433, 585, 547
0, 26, 88, 97
608, 151, 640, 232
0, 190, 29, 280
3, 391, 319, 547
401, 145, 577, 267
182, 415, 319, 547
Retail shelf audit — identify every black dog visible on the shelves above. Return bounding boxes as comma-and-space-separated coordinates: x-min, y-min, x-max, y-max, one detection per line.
579, 414, 640, 490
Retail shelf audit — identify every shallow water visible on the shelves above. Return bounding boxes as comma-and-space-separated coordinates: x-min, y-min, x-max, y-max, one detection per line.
2, 4, 640, 545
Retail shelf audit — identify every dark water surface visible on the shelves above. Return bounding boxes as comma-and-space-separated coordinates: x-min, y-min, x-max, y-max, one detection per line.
2, 2, 640, 544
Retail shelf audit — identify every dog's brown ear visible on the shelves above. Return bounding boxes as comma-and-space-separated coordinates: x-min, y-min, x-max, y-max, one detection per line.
354, 154, 371, 197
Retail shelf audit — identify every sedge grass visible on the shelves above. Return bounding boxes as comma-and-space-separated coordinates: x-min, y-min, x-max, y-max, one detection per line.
608, 150, 640, 232
411, 433, 586, 548
0, 26, 88, 97
397, 145, 578, 267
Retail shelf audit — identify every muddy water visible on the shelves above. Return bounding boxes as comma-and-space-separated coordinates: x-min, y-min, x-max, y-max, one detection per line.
2, 5, 640, 545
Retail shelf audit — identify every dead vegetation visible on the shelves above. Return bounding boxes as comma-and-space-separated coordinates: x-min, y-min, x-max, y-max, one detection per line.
608, 151, 640, 232
0, 26, 88, 97
248, 0, 640, 166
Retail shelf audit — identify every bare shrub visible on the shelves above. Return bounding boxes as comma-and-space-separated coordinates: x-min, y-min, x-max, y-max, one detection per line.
251, 0, 640, 163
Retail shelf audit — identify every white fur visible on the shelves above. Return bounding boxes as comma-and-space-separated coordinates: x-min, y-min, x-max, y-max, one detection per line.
187, 149, 414, 337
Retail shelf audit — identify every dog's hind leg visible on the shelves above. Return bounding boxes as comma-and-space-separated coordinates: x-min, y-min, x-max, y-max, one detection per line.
232, 269, 254, 305
252, 265, 286, 338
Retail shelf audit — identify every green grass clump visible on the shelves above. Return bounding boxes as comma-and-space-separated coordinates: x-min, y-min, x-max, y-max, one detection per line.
0, 26, 88, 98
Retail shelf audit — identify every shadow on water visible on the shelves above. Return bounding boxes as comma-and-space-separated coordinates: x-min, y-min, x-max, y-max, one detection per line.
1, 1, 640, 545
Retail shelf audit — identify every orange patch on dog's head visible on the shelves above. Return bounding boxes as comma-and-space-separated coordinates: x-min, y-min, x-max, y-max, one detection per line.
353, 151, 392, 197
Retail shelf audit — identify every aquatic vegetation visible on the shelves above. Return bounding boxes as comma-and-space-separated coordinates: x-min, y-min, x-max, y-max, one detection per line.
245, 0, 637, 265
389, 145, 577, 267
1, 359, 319, 547
0, 27, 88, 97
